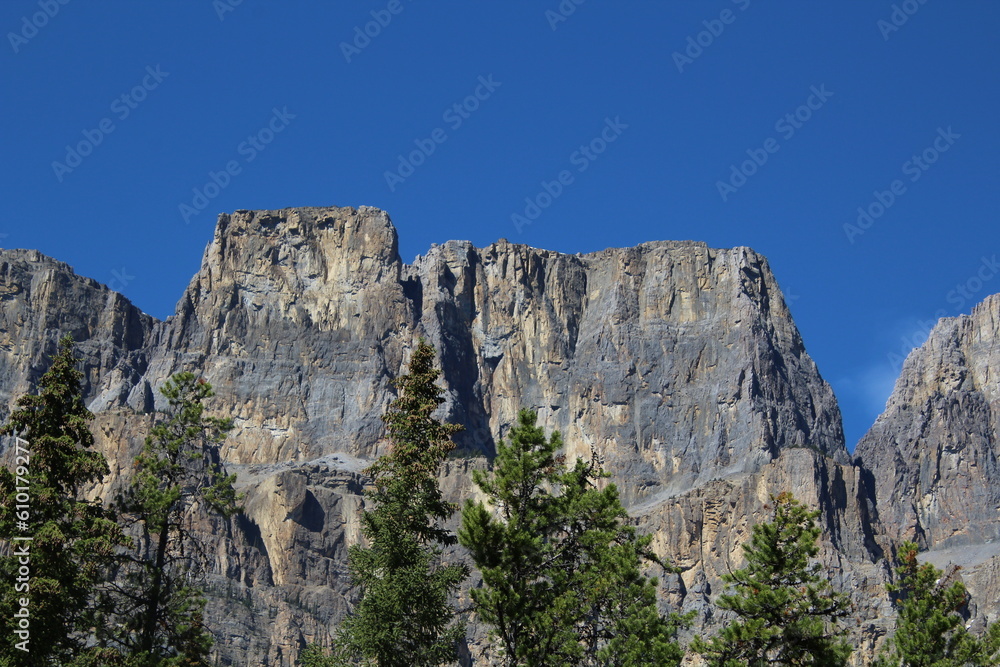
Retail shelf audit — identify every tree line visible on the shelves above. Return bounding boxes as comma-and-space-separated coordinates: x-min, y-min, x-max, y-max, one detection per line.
0, 337, 998, 665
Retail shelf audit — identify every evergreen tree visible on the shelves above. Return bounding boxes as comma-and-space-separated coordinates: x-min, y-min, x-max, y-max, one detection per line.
874, 541, 999, 667
459, 409, 687, 667
693, 492, 852, 667
984, 623, 1000, 666
0, 335, 126, 666
299, 643, 336, 667
333, 341, 468, 666
104, 372, 240, 665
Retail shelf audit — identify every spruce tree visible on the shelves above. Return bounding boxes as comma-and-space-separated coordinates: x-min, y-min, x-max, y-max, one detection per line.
106, 372, 240, 665
299, 643, 336, 667
459, 409, 687, 667
874, 541, 999, 666
0, 335, 126, 666
333, 341, 468, 666
693, 492, 852, 667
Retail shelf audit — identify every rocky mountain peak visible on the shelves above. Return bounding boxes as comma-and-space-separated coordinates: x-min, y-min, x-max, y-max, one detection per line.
10, 205, 985, 664
0, 247, 154, 415
856, 292, 1000, 551
184, 205, 401, 315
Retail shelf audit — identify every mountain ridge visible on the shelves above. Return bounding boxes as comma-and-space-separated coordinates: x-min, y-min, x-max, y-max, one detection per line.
0, 205, 995, 664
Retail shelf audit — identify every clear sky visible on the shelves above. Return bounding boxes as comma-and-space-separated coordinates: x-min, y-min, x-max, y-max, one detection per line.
2, 2, 997, 451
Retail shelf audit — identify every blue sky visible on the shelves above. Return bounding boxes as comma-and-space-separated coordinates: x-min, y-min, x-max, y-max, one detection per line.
1, 1, 998, 450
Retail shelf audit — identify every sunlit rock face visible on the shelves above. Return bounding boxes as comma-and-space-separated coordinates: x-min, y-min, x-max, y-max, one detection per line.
856, 294, 1000, 551
856, 294, 1000, 636
5, 205, 996, 664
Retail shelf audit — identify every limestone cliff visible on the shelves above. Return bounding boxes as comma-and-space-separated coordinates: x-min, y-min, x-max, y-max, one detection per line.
856, 294, 1000, 631
856, 294, 1000, 550
0, 249, 153, 416
0, 205, 974, 664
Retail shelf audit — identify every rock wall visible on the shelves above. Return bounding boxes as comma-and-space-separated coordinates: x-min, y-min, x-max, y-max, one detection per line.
856, 293, 1000, 632
855, 294, 1000, 550
0, 249, 154, 416
1, 206, 993, 664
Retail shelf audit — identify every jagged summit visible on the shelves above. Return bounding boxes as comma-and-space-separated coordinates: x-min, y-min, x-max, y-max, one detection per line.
856, 292, 1000, 551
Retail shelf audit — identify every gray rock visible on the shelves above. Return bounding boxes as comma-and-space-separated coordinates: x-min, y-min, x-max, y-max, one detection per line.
856, 294, 1000, 551
2, 206, 968, 664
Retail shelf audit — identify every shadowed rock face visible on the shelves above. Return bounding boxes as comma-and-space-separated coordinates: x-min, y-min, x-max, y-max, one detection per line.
4, 204, 982, 665
0, 249, 154, 417
855, 294, 1000, 551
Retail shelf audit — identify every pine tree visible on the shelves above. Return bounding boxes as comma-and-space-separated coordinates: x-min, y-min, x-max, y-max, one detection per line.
873, 541, 998, 667
459, 409, 687, 667
333, 341, 468, 666
299, 643, 336, 667
984, 623, 1000, 666
693, 492, 852, 667
105, 372, 240, 665
0, 335, 127, 666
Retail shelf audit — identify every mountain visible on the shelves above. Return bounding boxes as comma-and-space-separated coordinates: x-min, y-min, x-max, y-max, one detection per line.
856, 293, 1000, 626
0, 205, 993, 664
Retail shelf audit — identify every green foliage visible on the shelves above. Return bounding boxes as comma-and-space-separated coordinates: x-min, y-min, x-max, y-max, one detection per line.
874, 541, 1000, 667
693, 492, 852, 667
984, 623, 1000, 666
0, 335, 127, 665
299, 643, 337, 667
101, 372, 239, 665
333, 341, 468, 666
459, 409, 688, 667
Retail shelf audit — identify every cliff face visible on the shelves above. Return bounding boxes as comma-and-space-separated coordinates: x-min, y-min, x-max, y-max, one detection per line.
0, 249, 154, 416
408, 235, 850, 498
97, 206, 847, 489
855, 294, 1000, 629
855, 295, 1000, 550
2, 205, 982, 664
